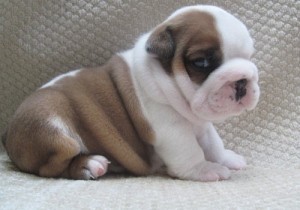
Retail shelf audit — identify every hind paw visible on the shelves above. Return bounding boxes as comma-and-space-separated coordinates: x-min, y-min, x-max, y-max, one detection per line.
69, 155, 110, 180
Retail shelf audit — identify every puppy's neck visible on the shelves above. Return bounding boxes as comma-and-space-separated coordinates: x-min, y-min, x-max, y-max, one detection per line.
121, 34, 207, 125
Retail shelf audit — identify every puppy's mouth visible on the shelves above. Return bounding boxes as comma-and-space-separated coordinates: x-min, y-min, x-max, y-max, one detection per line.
235, 79, 248, 101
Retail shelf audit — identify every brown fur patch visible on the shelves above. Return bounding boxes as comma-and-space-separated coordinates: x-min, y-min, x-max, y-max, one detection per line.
147, 11, 223, 84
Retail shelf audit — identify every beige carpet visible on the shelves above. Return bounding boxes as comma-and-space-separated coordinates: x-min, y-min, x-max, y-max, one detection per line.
0, 0, 299, 209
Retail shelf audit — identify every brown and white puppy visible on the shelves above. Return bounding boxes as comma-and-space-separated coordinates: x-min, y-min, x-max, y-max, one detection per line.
2, 5, 260, 181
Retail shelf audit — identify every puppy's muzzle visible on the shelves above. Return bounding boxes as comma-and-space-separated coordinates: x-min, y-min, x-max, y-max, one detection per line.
190, 58, 260, 121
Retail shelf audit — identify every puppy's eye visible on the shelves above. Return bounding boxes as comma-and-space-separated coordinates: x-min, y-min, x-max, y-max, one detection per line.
192, 58, 211, 69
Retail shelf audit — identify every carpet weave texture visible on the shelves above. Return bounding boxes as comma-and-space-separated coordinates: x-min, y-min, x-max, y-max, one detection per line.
0, 0, 299, 209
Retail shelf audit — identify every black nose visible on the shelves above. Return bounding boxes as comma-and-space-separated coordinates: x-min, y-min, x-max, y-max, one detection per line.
235, 79, 248, 101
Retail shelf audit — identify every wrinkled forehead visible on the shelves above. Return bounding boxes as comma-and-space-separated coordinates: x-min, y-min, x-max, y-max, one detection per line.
167, 5, 254, 60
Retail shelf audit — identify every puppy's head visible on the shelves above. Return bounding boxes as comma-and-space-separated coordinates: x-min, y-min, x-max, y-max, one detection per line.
145, 5, 260, 122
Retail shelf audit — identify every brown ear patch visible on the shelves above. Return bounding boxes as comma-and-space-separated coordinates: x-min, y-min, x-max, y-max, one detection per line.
146, 26, 175, 60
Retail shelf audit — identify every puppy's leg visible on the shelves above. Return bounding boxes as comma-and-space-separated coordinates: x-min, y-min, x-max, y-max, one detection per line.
66, 155, 110, 180
196, 123, 246, 170
37, 133, 110, 180
153, 121, 230, 182
30, 134, 109, 180
38, 134, 81, 178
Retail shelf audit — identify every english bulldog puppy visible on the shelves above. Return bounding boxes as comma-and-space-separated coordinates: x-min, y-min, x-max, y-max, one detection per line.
2, 5, 260, 181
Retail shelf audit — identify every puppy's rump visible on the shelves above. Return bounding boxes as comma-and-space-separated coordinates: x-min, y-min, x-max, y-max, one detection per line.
4, 55, 154, 179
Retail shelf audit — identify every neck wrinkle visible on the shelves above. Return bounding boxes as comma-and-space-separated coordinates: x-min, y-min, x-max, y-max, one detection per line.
150, 58, 205, 125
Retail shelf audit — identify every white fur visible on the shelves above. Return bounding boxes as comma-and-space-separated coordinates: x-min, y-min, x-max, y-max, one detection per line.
120, 5, 260, 181
85, 155, 110, 179
41, 69, 81, 88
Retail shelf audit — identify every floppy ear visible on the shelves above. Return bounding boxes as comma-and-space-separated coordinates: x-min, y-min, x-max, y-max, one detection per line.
145, 25, 176, 60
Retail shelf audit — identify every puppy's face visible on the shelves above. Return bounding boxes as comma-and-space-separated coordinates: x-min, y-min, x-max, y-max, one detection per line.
146, 6, 260, 122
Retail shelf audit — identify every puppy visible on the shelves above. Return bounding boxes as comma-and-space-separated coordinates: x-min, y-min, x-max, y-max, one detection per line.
2, 5, 260, 181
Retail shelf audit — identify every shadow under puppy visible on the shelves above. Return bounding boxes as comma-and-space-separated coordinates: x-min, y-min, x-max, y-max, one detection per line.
2, 5, 260, 181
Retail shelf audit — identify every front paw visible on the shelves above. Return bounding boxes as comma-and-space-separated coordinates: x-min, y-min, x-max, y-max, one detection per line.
197, 162, 231, 182
169, 161, 231, 182
221, 149, 246, 170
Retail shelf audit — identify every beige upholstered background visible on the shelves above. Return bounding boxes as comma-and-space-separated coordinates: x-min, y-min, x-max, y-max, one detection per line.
0, 0, 299, 209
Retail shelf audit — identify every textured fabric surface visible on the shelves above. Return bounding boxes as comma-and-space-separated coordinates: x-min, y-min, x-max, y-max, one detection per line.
0, 0, 299, 209
0, 153, 299, 209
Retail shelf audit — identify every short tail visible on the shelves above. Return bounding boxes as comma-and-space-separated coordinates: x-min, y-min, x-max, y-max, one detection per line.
1, 130, 7, 148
